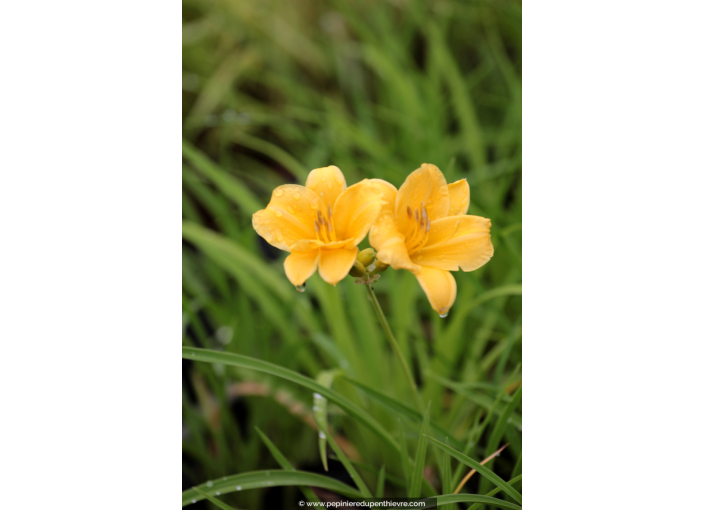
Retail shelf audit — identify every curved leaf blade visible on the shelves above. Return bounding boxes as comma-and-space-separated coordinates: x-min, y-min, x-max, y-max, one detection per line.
426, 436, 522, 505
436, 494, 521, 510
183, 470, 362, 506
182, 347, 399, 454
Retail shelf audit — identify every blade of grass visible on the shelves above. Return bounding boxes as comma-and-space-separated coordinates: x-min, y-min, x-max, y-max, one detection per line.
182, 470, 363, 506
409, 402, 432, 498
255, 427, 321, 504
435, 494, 521, 510
467, 475, 523, 510
314, 370, 339, 472
343, 376, 463, 450
454, 443, 510, 493
440, 437, 456, 510
479, 387, 522, 496
182, 139, 262, 215
191, 487, 238, 510
182, 222, 291, 302
314, 415, 373, 497
425, 437, 522, 505
376, 465, 386, 498
182, 347, 399, 454
398, 419, 410, 489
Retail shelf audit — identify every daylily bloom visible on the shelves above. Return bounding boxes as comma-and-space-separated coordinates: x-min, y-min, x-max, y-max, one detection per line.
253, 166, 385, 288
369, 163, 494, 316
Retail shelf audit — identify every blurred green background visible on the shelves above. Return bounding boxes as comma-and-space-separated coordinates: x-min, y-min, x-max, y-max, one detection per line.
182, 0, 521, 508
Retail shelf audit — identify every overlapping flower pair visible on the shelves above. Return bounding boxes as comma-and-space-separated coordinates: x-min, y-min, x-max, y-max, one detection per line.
252, 164, 493, 316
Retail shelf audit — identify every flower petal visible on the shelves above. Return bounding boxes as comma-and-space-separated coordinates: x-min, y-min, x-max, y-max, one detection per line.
284, 249, 320, 287
332, 179, 385, 246
447, 179, 470, 216
291, 239, 352, 251
395, 163, 450, 235
415, 266, 457, 315
369, 178, 397, 215
369, 210, 421, 274
305, 166, 347, 212
412, 215, 493, 271
318, 247, 359, 285
252, 184, 321, 252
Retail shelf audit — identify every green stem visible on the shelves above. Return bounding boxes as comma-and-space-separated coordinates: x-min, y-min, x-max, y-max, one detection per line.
366, 285, 424, 414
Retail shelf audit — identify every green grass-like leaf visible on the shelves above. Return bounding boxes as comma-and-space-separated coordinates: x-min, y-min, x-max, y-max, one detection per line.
254, 427, 320, 504
425, 436, 522, 505
182, 347, 399, 454
191, 487, 238, 510
435, 494, 521, 510
182, 470, 362, 506
409, 402, 432, 498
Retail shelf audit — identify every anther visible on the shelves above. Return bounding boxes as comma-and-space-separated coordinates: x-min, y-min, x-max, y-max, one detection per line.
414, 208, 419, 223
407, 206, 412, 218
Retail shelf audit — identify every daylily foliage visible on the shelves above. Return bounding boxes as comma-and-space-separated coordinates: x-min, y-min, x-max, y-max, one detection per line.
253, 163, 493, 315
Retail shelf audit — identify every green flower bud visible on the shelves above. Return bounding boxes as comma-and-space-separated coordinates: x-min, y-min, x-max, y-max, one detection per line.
349, 260, 367, 278
357, 248, 376, 268
374, 260, 389, 272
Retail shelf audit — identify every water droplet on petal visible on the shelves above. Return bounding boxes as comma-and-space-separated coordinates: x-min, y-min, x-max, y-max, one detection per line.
286, 206, 295, 214
236, 486, 242, 491
326, 180, 333, 190
276, 231, 284, 242
295, 284, 306, 293
275, 210, 282, 218
439, 312, 449, 318
274, 189, 284, 197
294, 192, 301, 200
206, 481, 213, 487
310, 198, 319, 209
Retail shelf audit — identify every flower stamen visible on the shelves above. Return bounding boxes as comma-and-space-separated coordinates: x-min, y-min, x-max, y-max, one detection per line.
314, 203, 336, 243
405, 203, 431, 254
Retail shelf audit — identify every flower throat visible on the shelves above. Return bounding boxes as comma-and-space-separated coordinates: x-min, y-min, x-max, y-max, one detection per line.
405, 202, 430, 254
314, 204, 337, 243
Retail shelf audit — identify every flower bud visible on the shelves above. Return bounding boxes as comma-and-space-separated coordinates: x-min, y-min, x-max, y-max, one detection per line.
349, 260, 367, 278
357, 248, 376, 268
374, 260, 389, 272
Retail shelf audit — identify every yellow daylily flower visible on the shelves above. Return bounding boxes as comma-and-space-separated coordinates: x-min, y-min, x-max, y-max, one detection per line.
369, 163, 494, 316
253, 166, 385, 289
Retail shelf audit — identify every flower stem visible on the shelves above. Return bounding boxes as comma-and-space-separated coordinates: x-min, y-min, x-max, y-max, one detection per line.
366, 285, 424, 414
